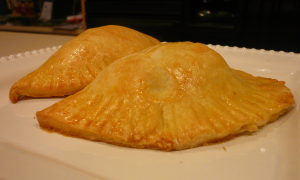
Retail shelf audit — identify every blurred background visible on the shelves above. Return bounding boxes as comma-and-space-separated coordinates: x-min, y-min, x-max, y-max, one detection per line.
1, 0, 299, 53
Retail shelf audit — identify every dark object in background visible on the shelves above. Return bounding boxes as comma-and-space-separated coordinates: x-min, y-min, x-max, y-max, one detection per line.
0, 0, 10, 16
84, 0, 300, 53
85, 0, 182, 42
84, 0, 244, 47
190, 0, 237, 25
51, 0, 78, 19
240, 0, 300, 53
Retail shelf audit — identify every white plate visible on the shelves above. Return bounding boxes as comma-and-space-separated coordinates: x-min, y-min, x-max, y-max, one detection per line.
0, 46, 299, 180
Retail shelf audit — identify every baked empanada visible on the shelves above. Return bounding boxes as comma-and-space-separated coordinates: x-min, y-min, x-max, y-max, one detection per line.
9, 25, 160, 103
36, 42, 295, 151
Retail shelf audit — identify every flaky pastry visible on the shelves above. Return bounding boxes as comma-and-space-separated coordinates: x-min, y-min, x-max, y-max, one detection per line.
9, 25, 160, 103
36, 42, 295, 151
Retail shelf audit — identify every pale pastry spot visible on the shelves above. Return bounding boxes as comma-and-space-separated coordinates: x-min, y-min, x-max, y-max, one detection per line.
145, 66, 174, 99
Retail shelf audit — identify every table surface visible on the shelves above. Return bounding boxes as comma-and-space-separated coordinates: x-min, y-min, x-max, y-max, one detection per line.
0, 31, 76, 57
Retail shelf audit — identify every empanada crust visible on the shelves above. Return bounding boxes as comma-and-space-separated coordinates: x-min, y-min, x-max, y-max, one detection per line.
9, 25, 160, 103
36, 42, 295, 151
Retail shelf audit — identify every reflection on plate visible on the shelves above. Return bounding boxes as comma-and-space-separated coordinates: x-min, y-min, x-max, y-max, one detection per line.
0, 46, 299, 180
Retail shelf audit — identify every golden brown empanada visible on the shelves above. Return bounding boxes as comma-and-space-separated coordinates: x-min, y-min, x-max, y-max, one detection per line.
9, 25, 160, 103
36, 42, 295, 151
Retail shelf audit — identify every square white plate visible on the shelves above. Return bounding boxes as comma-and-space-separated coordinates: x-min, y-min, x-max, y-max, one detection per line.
0, 45, 299, 180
